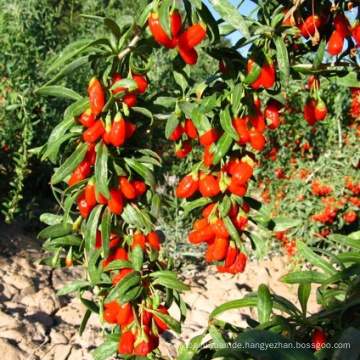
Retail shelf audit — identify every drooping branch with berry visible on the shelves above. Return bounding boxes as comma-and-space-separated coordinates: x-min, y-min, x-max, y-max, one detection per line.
35, 0, 360, 358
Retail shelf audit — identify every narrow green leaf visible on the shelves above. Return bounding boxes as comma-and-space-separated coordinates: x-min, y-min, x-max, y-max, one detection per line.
92, 339, 118, 360
45, 56, 90, 86
209, 298, 258, 320
209, 325, 227, 348
85, 204, 103, 253
39, 213, 63, 226
46, 38, 110, 74
181, 198, 212, 218
313, 38, 326, 70
105, 271, 141, 303
159, 0, 173, 38
165, 113, 180, 139
79, 309, 91, 336
51, 142, 89, 184
151, 193, 161, 219
212, 132, 233, 165
43, 235, 82, 248
275, 36, 290, 88
88, 249, 102, 285
56, 280, 90, 296
95, 142, 110, 199
148, 308, 181, 333
124, 158, 155, 188
103, 260, 133, 271
101, 207, 111, 259
153, 275, 190, 292
297, 241, 336, 275
129, 246, 144, 271
42, 133, 78, 162
280, 271, 329, 284
38, 223, 73, 239
220, 106, 239, 141
298, 283, 311, 316
223, 216, 242, 248
257, 284, 272, 324
35, 86, 82, 101
268, 217, 301, 232
209, 0, 250, 39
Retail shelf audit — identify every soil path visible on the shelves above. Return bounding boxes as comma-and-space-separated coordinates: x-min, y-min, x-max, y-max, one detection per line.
0, 223, 321, 359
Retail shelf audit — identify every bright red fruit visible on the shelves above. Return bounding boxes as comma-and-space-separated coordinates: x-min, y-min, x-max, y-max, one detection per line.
88, 77, 105, 116
148, 13, 177, 49
327, 30, 344, 56
312, 330, 327, 351
334, 13, 351, 38
176, 174, 199, 198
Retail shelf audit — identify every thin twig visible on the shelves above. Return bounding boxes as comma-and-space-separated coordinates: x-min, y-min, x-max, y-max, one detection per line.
117, 26, 141, 60
337, 117, 343, 149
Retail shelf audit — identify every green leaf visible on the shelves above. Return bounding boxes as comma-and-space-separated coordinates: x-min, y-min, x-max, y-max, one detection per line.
85, 205, 103, 253
39, 213, 63, 226
165, 113, 180, 139
42, 133, 78, 162
35, 86, 82, 101
95, 142, 110, 200
209, 324, 227, 349
223, 216, 242, 248
328, 234, 360, 250
189, 0, 202, 9
79, 309, 91, 337
45, 56, 90, 86
212, 132, 233, 165
197, 2, 220, 44
43, 235, 82, 248
80, 297, 99, 314
105, 271, 141, 303
56, 280, 90, 296
129, 246, 144, 271
313, 37, 326, 70
88, 249, 102, 285
297, 241, 336, 275
109, 78, 137, 92
92, 339, 119, 360
328, 71, 360, 88
151, 193, 161, 219
121, 203, 150, 231
275, 36, 290, 88
159, 0, 173, 38
321, 263, 360, 287
132, 107, 154, 124
181, 198, 212, 218
101, 207, 111, 259
257, 284, 272, 324
103, 259, 133, 271
245, 231, 266, 260
280, 271, 329, 284
174, 71, 188, 93
148, 308, 181, 333
268, 217, 301, 232
209, 297, 258, 320
209, 0, 250, 39
38, 223, 73, 239
220, 106, 239, 141
81, 15, 121, 38
51, 142, 89, 184
298, 283, 311, 316
152, 274, 190, 292
124, 158, 155, 188
46, 38, 110, 75
219, 195, 231, 218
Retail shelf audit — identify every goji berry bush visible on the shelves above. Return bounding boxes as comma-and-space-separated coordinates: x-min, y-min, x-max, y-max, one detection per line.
34, 0, 360, 359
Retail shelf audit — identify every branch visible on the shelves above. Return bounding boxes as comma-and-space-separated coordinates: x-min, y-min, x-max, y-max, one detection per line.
117, 26, 141, 60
